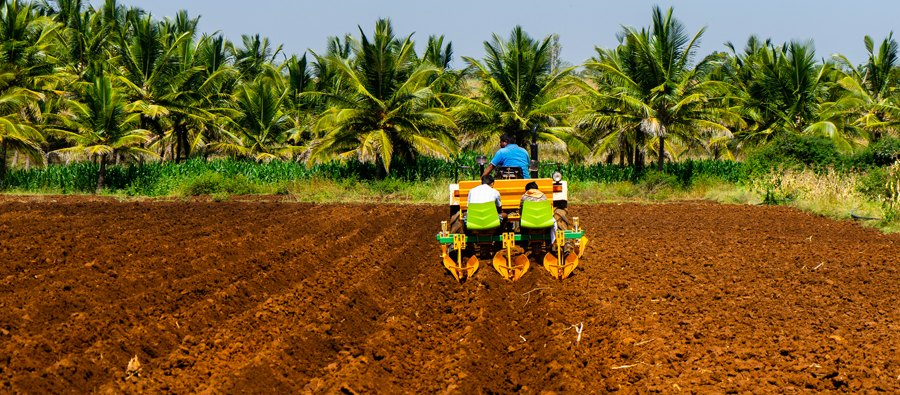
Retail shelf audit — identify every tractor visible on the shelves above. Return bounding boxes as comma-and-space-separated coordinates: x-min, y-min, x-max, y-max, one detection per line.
436, 130, 588, 282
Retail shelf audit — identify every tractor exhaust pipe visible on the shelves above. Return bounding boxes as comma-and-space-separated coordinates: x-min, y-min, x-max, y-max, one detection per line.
530, 126, 539, 179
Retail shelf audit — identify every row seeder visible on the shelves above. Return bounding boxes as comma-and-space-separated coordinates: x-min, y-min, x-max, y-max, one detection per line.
436, 175, 588, 283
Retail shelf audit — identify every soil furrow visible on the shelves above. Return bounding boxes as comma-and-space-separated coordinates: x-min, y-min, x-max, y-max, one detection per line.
2, 198, 900, 394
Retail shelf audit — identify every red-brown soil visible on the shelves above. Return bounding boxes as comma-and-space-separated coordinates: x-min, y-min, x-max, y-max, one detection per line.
1, 197, 900, 394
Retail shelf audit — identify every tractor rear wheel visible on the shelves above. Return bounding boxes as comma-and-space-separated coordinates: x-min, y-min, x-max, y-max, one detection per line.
531, 242, 543, 259
552, 207, 574, 254
479, 244, 494, 259
449, 210, 464, 234
553, 207, 570, 230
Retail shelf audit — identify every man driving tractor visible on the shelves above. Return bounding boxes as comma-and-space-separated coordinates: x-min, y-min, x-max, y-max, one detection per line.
482, 133, 530, 179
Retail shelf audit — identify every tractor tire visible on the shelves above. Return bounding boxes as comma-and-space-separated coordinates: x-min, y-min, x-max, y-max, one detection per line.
479, 244, 494, 259
552, 207, 574, 254
449, 211, 464, 234
553, 208, 570, 230
531, 242, 543, 258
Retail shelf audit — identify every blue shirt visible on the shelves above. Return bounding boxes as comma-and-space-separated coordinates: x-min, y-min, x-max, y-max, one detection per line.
490, 144, 530, 179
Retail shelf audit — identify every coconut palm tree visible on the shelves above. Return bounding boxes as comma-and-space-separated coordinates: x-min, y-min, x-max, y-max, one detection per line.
0, 66, 43, 185
422, 34, 452, 70
51, 4, 113, 80
154, 14, 234, 163
832, 33, 900, 143
110, 11, 175, 141
230, 34, 281, 82
281, 53, 316, 144
308, 34, 352, 93
451, 26, 583, 156
577, 45, 654, 167
210, 74, 299, 162
49, 76, 155, 191
578, 6, 739, 170
284, 36, 362, 147
420, 34, 467, 110
0, 0, 61, 183
720, 38, 846, 150
166, 36, 228, 163
188, 33, 239, 156
758, 42, 837, 133
711, 36, 779, 156
112, 11, 216, 162
304, 19, 457, 177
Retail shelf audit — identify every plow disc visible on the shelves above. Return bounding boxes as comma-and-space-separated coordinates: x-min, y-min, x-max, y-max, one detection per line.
492, 232, 530, 281
441, 234, 479, 283
543, 231, 589, 280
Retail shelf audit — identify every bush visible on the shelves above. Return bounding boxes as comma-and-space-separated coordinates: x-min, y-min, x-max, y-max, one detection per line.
856, 167, 890, 201
641, 170, 682, 194
174, 173, 266, 196
370, 178, 408, 194
849, 137, 900, 168
746, 134, 844, 173
123, 176, 173, 197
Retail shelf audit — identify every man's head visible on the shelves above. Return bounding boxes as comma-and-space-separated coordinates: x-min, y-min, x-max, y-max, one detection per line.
481, 174, 495, 186
525, 181, 538, 191
499, 133, 514, 148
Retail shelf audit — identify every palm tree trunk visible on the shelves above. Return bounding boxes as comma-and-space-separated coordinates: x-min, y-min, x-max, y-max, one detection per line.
376, 155, 386, 180
175, 123, 190, 163
175, 132, 181, 163
96, 154, 107, 193
182, 129, 190, 161
11, 151, 18, 167
657, 136, 665, 171
625, 143, 633, 167
634, 146, 644, 170
174, 122, 183, 163
140, 116, 148, 166
0, 139, 7, 188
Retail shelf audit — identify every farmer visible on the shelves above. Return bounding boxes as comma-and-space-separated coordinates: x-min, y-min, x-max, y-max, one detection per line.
465, 174, 505, 225
520, 181, 556, 243
519, 181, 545, 211
482, 133, 530, 179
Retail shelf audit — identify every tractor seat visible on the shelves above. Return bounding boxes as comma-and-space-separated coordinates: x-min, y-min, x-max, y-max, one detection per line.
465, 202, 501, 230
520, 200, 554, 229
496, 166, 524, 179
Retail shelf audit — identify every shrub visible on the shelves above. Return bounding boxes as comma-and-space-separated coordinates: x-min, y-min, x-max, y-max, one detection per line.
849, 137, 900, 168
641, 170, 682, 194
856, 167, 891, 201
174, 173, 266, 196
745, 134, 843, 174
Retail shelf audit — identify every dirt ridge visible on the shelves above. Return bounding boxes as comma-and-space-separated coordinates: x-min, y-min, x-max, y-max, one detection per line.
1, 199, 899, 393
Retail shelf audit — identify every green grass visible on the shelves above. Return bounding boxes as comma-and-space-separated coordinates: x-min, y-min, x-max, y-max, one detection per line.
281, 177, 448, 204
6, 156, 900, 233
568, 174, 758, 205
745, 167, 900, 232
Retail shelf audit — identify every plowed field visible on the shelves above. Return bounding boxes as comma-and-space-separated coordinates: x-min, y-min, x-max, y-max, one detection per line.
2, 197, 900, 394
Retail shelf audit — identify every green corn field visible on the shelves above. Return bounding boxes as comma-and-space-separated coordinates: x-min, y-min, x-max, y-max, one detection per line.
4, 154, 749, 195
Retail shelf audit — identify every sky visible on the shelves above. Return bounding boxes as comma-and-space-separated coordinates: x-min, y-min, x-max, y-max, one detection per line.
122, 0, 898, 68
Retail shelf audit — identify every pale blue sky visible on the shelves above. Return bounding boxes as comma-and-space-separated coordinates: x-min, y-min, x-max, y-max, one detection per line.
122, 0, 897, 67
